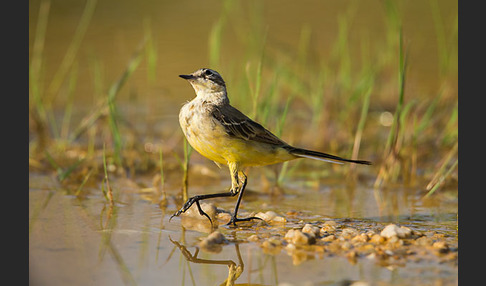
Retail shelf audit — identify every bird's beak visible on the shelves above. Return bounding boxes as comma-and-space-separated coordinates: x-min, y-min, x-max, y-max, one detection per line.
179, 74, 195, 80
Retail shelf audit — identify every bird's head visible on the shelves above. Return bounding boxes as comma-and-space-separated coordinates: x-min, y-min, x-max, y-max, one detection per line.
179, 68, 226, 94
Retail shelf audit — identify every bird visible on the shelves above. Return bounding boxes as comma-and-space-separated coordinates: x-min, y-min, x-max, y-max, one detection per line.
170, 68, 371, 226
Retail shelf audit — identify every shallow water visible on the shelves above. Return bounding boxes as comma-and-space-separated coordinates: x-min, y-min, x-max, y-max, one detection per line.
29, 171, 457, 286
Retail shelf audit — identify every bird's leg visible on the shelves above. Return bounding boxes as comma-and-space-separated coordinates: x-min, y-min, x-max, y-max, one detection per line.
170, 163, 262, 226
169, 162, 241, 224
225, 171, 263, 226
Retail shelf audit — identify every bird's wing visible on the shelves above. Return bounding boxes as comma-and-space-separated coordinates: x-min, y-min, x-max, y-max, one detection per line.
211, 104, 288, 146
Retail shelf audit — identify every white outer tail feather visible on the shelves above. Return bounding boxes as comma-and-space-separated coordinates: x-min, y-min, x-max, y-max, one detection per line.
293, 153, 344, 164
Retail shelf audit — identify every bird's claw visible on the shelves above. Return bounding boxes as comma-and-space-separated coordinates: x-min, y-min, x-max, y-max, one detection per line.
169, 196, 213, 227
225, 216, 264, 227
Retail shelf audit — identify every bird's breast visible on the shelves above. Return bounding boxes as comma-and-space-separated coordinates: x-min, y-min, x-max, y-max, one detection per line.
179, 102, 228, 165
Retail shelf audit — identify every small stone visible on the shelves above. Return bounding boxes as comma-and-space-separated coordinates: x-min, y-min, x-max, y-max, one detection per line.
380, 224, 413, 239
217, 212, 232, 222
356, 243, 375, 255
387, 236, 404, 247
285, 229, 316, 245
384, 249, 394, 256
271, 216, 287, 223
388, 235, 400, 243
324, 220, 338, 227
341, 241, 353, 251
327, 240, 342, 253
415, 236, 433, 246
441, 251, 458, 262
341, 227, 359, 239
413, 230, 424, 237
320, 221, 337, 235
366, 230, 377, 238
199, 231, 227, 253
370, 234, 386, 244
267, 236, 283, 246
284, 229, 296, 240
366, 253, 376, 260
255, 211, 287, 223
398, 226, 413, 238
302, 224, 320, 237
432, 241, 449, 253
247, 234, 259, 242
432, 233, 446, 239
349, 282, 370, 286
182, 202, 217, 222
285, 243, 296, 251
321, 234, 336, 242
352, 233, 369, 243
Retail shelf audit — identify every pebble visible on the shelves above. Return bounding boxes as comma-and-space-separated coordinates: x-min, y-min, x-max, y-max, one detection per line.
351, 233, 369, 243
370, 234, 386, 245
217, 212, 232, 222
321, 234, 336, 242
236, 219, 457, 268
380, 224, 413, 239
366, 230, 377, 238
341, 227, 359, 239
302, 224, 321, 237
254, 211, 287, 223
432, 241, 450, 253
320, 221, 337, 235
324, 220, 338, 227
415, 236, 433, 246
349, 282, 370, 286
355, 243, 375, 255
285, 229, 316, 245
341, 241, 353, 251
182, 202, 217, 222
199, 231, 227, 253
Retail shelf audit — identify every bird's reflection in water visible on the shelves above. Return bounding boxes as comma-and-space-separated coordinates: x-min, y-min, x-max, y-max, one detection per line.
170, 212, 270, 286
170, 237, 244, 286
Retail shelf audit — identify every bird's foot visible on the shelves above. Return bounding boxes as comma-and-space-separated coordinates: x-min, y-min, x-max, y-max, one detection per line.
225, 215, 264, 227
169, 196, 213, 226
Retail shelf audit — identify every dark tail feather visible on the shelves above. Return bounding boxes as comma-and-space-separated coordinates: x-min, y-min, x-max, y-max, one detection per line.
286, 147, 371, 165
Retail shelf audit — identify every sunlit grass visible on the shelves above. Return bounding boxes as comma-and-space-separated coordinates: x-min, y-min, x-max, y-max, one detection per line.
374, 28, 408, 188
29, 0, 50, 153
144, 18, 158, 85
424, 141, 458, 198
159, 148, 168, 205
102, 143, 114, 205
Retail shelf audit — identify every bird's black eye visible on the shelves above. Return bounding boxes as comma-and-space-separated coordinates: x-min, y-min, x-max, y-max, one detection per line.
204, 69, 213, 76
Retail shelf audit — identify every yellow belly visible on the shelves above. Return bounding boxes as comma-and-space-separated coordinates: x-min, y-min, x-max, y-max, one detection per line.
179, 102, 295, 167
187, 131, 295, 167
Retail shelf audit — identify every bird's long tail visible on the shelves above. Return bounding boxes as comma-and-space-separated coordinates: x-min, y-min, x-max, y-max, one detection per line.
286, 147, 371, 165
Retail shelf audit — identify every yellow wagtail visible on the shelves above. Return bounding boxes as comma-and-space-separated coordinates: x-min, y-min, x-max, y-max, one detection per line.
170, 68, 371, 226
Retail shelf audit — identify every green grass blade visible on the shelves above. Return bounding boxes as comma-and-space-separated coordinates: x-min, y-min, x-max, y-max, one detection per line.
46, 0, 97, 103
29, 0, 50, 121
69, 38, 146, 144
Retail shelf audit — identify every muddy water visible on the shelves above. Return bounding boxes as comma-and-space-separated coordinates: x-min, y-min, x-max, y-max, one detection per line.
29, 170, 457, 285
29, 0, 457, 285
